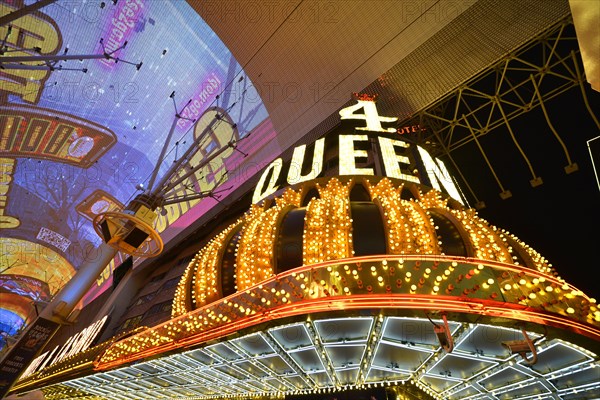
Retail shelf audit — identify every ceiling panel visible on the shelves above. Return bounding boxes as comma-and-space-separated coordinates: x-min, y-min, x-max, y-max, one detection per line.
27, 317, 600, 399
192, 0, 478, 152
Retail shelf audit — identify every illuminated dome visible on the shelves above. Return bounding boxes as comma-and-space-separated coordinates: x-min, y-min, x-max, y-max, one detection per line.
84, 175, 599, 399
172, 176, 595, 328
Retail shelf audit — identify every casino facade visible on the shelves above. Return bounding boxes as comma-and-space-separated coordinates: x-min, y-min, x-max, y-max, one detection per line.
1, 1, 599, 400
7, 97, 600, 399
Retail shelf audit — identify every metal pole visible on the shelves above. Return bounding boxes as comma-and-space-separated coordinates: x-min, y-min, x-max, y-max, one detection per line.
151, 118, 218, 194
0, 54, 107, 63
146, 116, 179, 192
462, 115, 510, 197
158, 140, 235, 196
0, 0, 58, 26
39, 244, 118, 322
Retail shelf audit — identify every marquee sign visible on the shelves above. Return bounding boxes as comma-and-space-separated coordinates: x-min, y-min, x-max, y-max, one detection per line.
0, 317, 60, 398
253, 95, 465, 205
17, 315, 109, 382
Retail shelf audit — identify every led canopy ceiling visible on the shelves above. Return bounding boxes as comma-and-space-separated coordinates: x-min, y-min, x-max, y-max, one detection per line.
0, 0, 270, 345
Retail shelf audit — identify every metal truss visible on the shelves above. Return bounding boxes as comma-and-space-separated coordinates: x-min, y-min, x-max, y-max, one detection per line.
401, 16, 600, 208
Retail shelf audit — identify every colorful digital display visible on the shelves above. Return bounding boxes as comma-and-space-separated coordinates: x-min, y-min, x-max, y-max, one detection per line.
0, 0, 271, 321
0, 238, 75, 295
75, 189, 124, 221
0, 308, 25, 337
0, 105, 117, 166
0, 275, 51, 302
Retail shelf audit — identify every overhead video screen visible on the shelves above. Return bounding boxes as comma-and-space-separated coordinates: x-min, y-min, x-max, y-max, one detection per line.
0, 0, 271, 307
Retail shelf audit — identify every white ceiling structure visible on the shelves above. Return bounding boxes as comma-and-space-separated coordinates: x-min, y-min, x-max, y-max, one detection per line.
30, 317, 600, 400
190, 0, 573, 164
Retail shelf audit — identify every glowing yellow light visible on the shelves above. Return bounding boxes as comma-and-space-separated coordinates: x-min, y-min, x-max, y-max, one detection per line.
287, 138, 325, 185
339, 135, 375, 175
377, 137, 419, 183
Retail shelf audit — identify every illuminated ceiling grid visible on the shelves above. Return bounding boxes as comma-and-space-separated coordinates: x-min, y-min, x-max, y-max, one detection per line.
35, 317, 600, 400
197, 0, 487, 161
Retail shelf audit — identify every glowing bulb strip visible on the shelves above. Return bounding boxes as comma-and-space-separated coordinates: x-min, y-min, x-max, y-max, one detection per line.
236, 207, 279, 290
450, 209, 512, 263
405, 200, 439, 255
196, 223, 241, 307
172, 256, 195, 317
94, 255, 599, 371
367, 179, 438, 255
419, 188, 449, 209
497, 228, 556, 276
236, 189, 300, 291
303, 178, 353, 265
368, 179, 406, 254
172, 221, 241, 317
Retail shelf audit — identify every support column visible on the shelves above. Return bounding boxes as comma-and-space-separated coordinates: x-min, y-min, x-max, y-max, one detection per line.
0, 244, 118, 399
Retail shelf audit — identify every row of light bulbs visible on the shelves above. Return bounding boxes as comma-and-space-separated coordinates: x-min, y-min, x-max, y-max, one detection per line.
100, 255, 598, 367
103, 177, 598, 369
175, 177, 576, 319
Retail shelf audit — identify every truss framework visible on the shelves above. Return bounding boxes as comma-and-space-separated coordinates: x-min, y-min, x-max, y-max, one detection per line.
401, 17, 600, 207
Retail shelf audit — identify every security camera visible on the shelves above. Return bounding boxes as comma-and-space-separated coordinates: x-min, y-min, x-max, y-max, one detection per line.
501, 340, 532, 355
434, 325, 452, 351
501, 328, 538, 365
429, 313, 453, 353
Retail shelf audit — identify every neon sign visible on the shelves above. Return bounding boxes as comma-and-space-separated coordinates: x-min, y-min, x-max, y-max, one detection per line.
253, 97, 465, 205
18, 315, 109, 381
